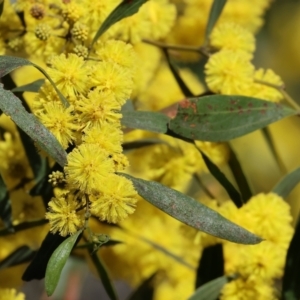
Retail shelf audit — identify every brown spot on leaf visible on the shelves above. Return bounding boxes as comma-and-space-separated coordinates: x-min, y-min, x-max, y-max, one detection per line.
179, 99, 197, 113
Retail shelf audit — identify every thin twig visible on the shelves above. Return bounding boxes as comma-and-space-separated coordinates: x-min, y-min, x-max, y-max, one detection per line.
254, 79, 300, 111
142, 38, 210, 57
193, 173, 215, 199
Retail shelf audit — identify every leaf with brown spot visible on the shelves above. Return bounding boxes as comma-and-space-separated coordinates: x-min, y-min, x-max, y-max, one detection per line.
169, 95, 297, 142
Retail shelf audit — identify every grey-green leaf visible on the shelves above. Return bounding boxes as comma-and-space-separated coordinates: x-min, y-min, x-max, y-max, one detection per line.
120, 174, 262, 245
0, 174, 12, 229
205, 0, 227, 43
45, 231, 82, 296
0, 85, 67, 167
0, 56, 68, 107
90, 0, 148, 50
168, 96, 297, 142
188, 276, 230, 300
121, 110, 170, 133
272, 167, 300, 198
11, 79, 45, 93
0, 0, 4, 18
89, 247, 119, 300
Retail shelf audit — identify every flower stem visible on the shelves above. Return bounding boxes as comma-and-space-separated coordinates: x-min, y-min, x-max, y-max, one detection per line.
142, 39, 210, 57
254, 79, 300, 111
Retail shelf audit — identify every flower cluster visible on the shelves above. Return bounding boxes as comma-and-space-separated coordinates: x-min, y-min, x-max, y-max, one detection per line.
205, 21, 284, 102
219, 193, 294, 299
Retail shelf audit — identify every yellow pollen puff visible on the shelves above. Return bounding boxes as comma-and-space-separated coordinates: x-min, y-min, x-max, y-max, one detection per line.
36, 102, 77, 149
205, 49, 255, 95
90, 61, 133, 105
83, 124, 123, 155
210, 22, 256, 54
95, 40, 137, 72
65, 143, 115, 194
245, 68, 284, 102
90, 174, 138, 223
45, 193, 84, 237
47, 53, 92, 98
76, 88, 122, 130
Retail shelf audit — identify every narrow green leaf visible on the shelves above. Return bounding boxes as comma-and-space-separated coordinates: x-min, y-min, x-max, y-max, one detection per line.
90, 0, 148, 50
127, 273, 156, 300
262, 127, 286, 173
120, 174, 262, 245
0, 174, 12, 229
17, 126, 48, 180
0, 56, 68, 107
45, 231, 82, 296
0, 85, 67, 167
22, 231, 65, 281
0, 0, 4, 18
138, 235, 194, 269
272, 167, 300, 198
123, 138, 167, 151
199, 149, 243, 208
0, 246, 36, 270
89, 246, 119, 300
205, 0, 227, 44
228, 145, 253, 202
11, 79, 45, 93
196, 244, 224, 288
75, 240, 122, 249
168, 96, 297, 142
282, 218, 300, 300
189, 276, 230, 300
121, 111, 170, 133
162, 48, 194, 97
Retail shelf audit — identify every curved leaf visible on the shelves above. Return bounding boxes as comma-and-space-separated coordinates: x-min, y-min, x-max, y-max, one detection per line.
123, 138, 167, 151
90, 0, 148, 50
17, 126, 48, 179
45, 231, 82, 296
127, 273, 156, 300
11, 79, 45, 93
137, 235, 194, 269
120, 173, 262, 245
196, 244, 224, 288
0, 246, 36, 270
0, 85, 67, 167
0, 56, 68, 107
228, 145, 252, 202
162, 48, 194, 97
22, 231, 65, 281
89, 245, 119, 300
168, 96, 297, 142
205, 0, 227, 43
0, 174, 12, 229
199, 149, 243, 208
282, 218, 300, 300
189, 276, 230, 300
272, 167, 300, 198
122, 110, 169, 133
0, 0, 4, 18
